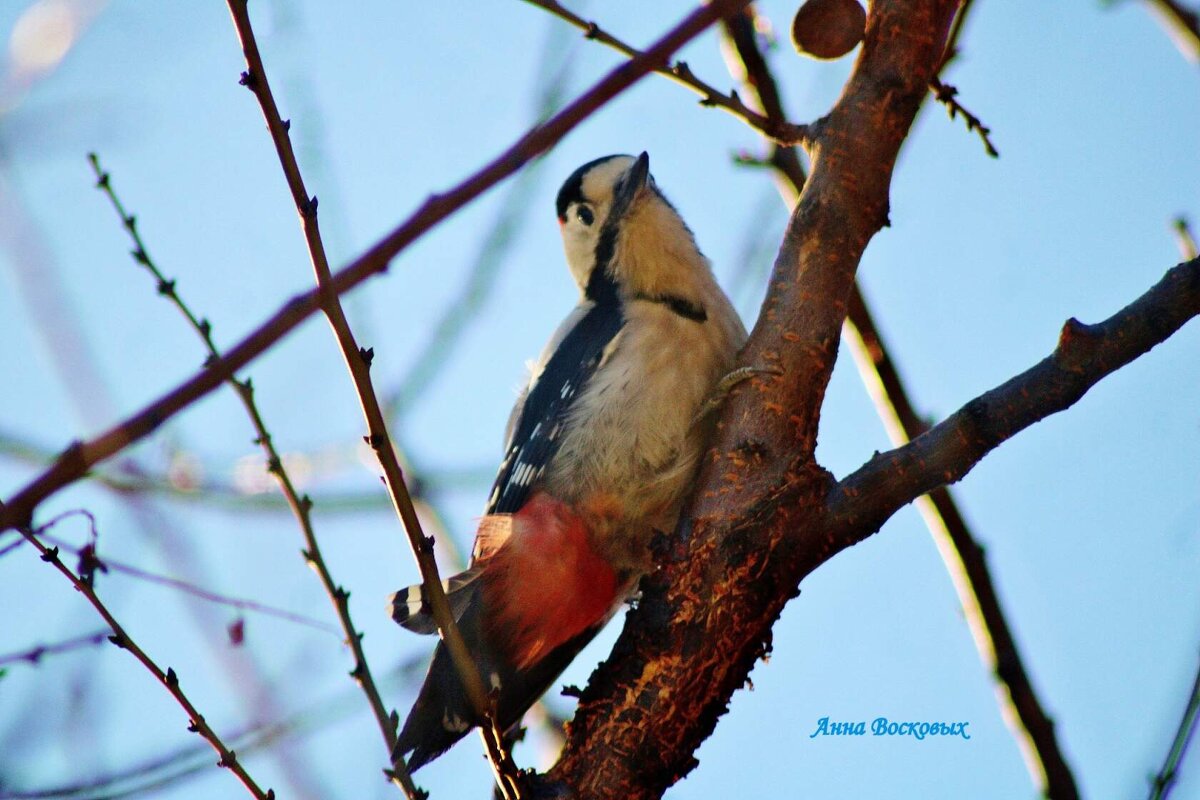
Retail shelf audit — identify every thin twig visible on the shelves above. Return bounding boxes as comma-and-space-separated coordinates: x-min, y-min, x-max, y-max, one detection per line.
5, 652, 429, 800
87, 152, 372, 795
719, 8, 1076, 798
929, 77, 999, 157
34, 529, 339, 635
87, 157, 370, 601
521, 0, 809, 146
0, 629, 108, 669
383, 19, 577, 421
0, 426, 489, 513
1143, 0, 1200, 62
17, 520, 273, 800
930, 0, 997, 157
1148, 652, 1200, 799
224, 2, 518, 795
842, 289, 1078, 798
935, 0, 977, 72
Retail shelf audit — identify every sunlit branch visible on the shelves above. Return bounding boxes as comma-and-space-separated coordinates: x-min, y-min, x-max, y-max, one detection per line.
830, 257, 1200, 538
718, 8, 1074, 796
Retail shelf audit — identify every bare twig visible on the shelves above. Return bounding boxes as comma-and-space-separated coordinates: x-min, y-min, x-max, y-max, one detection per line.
929, 0, 998, 158
1148, 652, 1200, 799
384, 19, 576, 421
0, 630, 108, 669
720, 9, 1076, 798
929, 77, 999, 157
17, 520, 273, 800
830, 257, 1200, 537
842, 289, 1079, 798
0, 425, 489, 513
6, 153, 326, 797
224, 2, 520, 794
86, 152, 361, 797
1143, 0, 1200, 62
88, 155, 377, 593
34, 529, 339, 635
4, 653, 429, 800
521, 0, 809, 146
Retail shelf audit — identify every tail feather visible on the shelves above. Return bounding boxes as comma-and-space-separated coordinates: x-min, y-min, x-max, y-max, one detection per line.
392, 493, 628, 770
394, 604, 603, 771
389, 568, 482, 635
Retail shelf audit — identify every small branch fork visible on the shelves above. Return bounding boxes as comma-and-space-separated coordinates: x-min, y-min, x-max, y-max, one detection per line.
520, 0, 809, 146
13, 510, 274, 800
718, 5, 1074, 798
33, 526, 338, 635
525, 0, 993, 158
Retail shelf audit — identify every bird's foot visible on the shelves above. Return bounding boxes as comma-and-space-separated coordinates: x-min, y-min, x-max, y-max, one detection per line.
691, 365, 783, 425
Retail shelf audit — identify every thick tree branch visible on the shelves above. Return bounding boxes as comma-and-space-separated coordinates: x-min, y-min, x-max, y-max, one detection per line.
0, 0, 751, 533
720, 9, 1076, 797
841, 289, 1080, 798
547, 1, 961, 797
828, 256, 1200, 541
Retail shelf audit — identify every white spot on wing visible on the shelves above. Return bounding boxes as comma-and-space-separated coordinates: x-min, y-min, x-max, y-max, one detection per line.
442, 712, 470, 733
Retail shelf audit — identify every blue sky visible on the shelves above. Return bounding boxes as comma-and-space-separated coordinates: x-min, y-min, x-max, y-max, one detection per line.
1, 1, 1197, 798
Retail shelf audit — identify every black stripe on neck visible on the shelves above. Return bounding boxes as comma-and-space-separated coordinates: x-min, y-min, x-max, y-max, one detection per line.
585, 261, 620, 307
635, 292, 707, 323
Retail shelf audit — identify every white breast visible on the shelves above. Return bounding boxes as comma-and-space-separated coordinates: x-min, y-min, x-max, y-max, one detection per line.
545, 292, 745, 569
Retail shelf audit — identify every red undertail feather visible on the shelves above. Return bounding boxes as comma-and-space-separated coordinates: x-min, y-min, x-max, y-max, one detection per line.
480, 492, 620, 670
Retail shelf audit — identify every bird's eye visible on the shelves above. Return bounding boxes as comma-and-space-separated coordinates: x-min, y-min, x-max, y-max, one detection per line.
575, 204, 594, 226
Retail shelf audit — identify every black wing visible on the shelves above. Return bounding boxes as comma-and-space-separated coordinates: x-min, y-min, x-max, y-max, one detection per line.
485, 299, 624, 515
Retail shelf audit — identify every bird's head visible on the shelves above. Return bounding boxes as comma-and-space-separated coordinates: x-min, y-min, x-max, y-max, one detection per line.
555, 152, 706, 304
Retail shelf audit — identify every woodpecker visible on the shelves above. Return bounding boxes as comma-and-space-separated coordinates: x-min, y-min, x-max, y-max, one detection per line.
390, 152, 747, 770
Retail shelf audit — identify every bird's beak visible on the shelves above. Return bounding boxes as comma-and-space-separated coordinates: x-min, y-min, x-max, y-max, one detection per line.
611, 151, 650, 217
